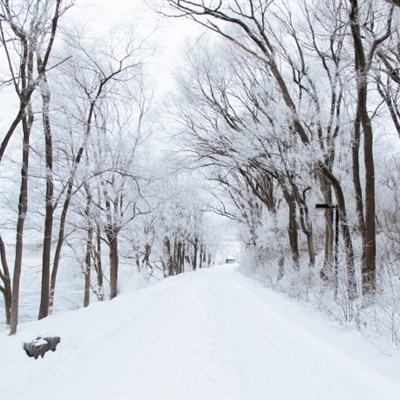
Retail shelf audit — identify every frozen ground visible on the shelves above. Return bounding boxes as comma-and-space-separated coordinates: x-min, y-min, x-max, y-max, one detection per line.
1, 264, 400, 400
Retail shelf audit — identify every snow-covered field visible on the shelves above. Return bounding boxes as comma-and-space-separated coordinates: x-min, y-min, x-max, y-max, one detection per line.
1, 264, 400, 400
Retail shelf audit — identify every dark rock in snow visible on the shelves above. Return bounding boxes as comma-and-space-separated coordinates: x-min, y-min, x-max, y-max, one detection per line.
23, 336, 60, 359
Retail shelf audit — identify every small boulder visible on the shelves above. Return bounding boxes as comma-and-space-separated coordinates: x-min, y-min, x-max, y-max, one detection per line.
23, 336, 61, 359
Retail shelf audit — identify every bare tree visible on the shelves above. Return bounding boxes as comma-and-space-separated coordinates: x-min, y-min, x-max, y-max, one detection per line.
48, 35, 143, 311
348, 0, 393, 299
0, 0, 69, 334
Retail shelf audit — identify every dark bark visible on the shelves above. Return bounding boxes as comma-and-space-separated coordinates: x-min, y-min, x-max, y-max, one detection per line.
352, 118, 365, 236
0, 107, 26, 162
349, 0, 390, 298
107, 227, 119, 300
0, 235, 12, 325
83, 231, 92, 307
193, 237, 198, 270
179, 243, 184, 273
83, 187, 93, 307
38, 69, 53, 320
103, 188, 119, 300
49, 180, 73, 311
94, 224, 104, 301
282, 189, 300, 270
387, 0, 400, 7
142, 244, 151, 271
377, 82, 400, 139
164, 237, 174, 276
199, 244, 203, 269
319, 166, 357, 300
290, 182, 315, 268
10, 104, 34, 335
9, 32, 35, 334
318, 173, 334, 281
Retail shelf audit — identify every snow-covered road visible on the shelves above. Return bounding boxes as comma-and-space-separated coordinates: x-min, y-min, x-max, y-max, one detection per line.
1, 264, 400, 399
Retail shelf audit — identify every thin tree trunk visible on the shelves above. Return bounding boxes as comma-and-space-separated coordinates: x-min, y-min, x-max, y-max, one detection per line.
291, 184, 315, 268
38, 70, 53, 320
163, 237, 174, 276
10, 105, 33, 335
193, 237, 198, 271
176, 241, 182, 274
0, 235, 12, 325
305, 230, 315, 268
83, 186, 93, 307
84, 226, 93, 308
352, 118, 365, 235
49, 180, 73, 311
320, 166, 357, 300
0, 107, 25, 162
319, 173, 334, 281
180, 242, 185, 273
173, 237, 178, 275
108, 228, 119, 300
199, 244, 203, 269
94, 223, 104, 301
283, 189, 300, 270
142, 244, 151, 271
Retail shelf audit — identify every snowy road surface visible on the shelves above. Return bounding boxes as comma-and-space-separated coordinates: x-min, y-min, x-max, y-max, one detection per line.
1, 264, 400, 399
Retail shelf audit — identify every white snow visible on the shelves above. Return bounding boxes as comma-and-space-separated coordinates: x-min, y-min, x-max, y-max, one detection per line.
1, 264, 400, 400
30, 337, 48, 346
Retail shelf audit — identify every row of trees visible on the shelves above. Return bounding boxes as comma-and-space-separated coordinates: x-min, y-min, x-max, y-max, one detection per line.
166, 0, 400, 327
0, 0, 216, 335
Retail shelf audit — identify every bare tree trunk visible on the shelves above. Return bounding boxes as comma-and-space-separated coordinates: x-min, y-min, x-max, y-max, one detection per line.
176, 241, 182, 274
207, 253, 212, 268
291, 184, 315, 268
173, 237, 178, 275
349, 0, 386, 299
193, 237, 198, 270
199, 244, 203, 269
283, 190, 300, 270
305, 228, 315, 268
83, 233, 92, 307
319, 173, 334, 281
10, 104, 34, 335
352, 117, 365, 236
135, 251, 141, 273
0, 235, 12, 325
49, 181, 73, 311
38, 70, 53, 320
107, 228, 119, 300
94, 223, 104, 301
164, 237, 174, 276
362, 115, 377, 298
141, 244, 151, 271
83, 187, 93, 307
180, 242, 185, 273
320, 166, 357, 300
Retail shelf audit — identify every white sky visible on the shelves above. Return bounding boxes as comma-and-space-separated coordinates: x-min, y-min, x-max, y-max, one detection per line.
68, 0, 204, 96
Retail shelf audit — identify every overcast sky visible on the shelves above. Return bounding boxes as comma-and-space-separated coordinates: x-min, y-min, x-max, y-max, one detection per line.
68, 0, 204, 96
